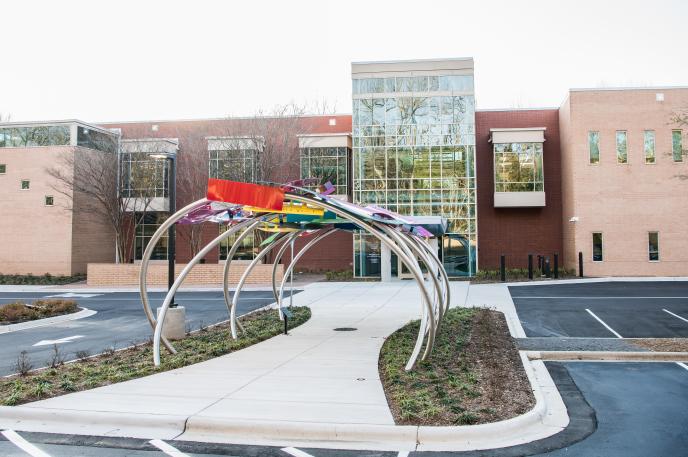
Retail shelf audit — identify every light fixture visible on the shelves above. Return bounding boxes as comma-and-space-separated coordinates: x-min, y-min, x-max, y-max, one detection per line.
569, 216, 579, 223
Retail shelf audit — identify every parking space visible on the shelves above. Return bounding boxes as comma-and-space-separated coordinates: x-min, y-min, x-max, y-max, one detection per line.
510, 281, 688, 338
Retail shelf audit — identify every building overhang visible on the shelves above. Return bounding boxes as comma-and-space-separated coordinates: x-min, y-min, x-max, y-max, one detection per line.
298, 133, 352, 149
494, 191, 546, 208
490, 127, 546, 144
121, 138, 179, 155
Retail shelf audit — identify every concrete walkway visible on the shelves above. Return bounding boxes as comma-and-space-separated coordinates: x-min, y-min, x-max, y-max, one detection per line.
0, 280, 572, 451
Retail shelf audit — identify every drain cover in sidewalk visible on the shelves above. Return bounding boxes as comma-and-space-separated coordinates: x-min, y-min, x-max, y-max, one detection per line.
333, 327, 357, 331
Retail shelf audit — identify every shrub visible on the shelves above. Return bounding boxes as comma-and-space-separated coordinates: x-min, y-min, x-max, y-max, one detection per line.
0, 299, 78, 324
325, 270, 354, 281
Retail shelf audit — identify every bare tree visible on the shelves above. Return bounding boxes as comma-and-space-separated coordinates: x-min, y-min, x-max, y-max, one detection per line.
0, 113, 11, 122
176, 129, 211, 257
47, 141, 166, 263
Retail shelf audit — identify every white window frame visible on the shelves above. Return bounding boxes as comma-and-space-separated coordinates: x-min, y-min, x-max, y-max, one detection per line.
20, 179, 30, 190
648, 231, 660, 262
44, 195, 54, 206
592, 232, 603, 262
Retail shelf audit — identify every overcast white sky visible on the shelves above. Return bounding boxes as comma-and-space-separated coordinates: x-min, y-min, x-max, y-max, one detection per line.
2, 0, 687, 123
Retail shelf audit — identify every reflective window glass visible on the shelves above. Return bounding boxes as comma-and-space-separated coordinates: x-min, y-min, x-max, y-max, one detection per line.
644, 130, 655, 163
648, 232, 659, 261
592, 232, 603, 262
588, 131, 600, 164
616, 131, 627, 164
672, 130, 683, 162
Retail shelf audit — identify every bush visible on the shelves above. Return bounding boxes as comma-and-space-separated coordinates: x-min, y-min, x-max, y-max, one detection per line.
0, 273, 86, 285
0, 299, 78, 324
324, 270, 354, 281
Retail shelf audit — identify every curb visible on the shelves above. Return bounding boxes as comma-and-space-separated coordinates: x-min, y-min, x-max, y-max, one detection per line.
527, 350, 688, 362
0, 406, 185, 440
0, 308, 97, 334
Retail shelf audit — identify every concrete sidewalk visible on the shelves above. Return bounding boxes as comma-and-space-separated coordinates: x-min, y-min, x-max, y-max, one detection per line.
0, 281, 569, 452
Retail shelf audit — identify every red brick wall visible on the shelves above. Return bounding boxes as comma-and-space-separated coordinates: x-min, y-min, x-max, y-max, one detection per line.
475, 109, 563, 270
281, 230, 353, 272
101, 116, 352, 271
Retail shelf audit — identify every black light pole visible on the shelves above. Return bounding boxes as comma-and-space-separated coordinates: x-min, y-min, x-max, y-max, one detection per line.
152, 152, 176, 307
167, 155, 176, 307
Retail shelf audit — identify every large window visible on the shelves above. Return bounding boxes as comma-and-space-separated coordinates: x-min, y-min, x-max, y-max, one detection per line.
493, 142, 544, 192
0, 126, 70, 148
588, 131, 600, 164
209, 149, 257, 183
592, 232, 603, 262
644, 130, 655, 164
352, 75, 474, 95
353, 232, 381, 277
134, 213, 168, 260
353, 73, 477, 276
218, 225, 256, 260
120, 153, 168, 198
300, 147, 349, 195
616, 131, 627, 164
673, 130, 683, 162
77, 126, 117, 153
648, 232, 659, 261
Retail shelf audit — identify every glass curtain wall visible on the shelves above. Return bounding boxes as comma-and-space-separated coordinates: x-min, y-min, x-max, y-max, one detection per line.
493, 142, 544, 192
299, 146, 349, 195
352, 74, 477, 276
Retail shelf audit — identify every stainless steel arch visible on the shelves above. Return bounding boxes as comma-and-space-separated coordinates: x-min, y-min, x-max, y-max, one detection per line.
139, 198, 210, 354
276, 229, 337, 316
153, 216, 262, 365
221, 218, 265, 333
284, 192, 435, 371
229, 232, 290, 340
271, 231, 303, 304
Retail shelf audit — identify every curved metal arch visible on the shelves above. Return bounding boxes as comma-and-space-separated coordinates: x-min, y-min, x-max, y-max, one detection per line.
139, 198, 210, 354
229, 232, 291, 339
375, 224, 441, 361
271, 231, 302, 304
276, 229, 338, 316
153, 216, 263, 365
221, 218, 265, 332
404, 233, 451, 321
285, 192, 436, 371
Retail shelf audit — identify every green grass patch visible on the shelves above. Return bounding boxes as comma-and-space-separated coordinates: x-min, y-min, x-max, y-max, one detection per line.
1, 306, 311, 406
0, 299, 79, 324
0, 273, 86, 285
379, 307, 535, 426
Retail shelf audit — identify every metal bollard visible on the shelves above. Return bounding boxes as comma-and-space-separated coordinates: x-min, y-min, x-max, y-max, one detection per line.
554, 253, 559, 278
579, 251, 584, 277
544, 256, 551, 278
528, 254, 533, 280
500, 255, 506, 282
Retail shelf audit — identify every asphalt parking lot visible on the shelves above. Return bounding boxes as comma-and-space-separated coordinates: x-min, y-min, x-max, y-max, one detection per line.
0, 290, 299, 376
510, 281, 688, 338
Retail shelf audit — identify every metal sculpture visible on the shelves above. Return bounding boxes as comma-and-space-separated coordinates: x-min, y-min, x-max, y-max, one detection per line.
139, 178, 450, 371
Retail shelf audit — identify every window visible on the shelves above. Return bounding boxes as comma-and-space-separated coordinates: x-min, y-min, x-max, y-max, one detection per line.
648, 232, 659, 261
0, 125, 71, 148
134, 213, 167, 260
592, 232, 603, 262
644, 130, 655, 164
77, 126, 117, 153
208, 149, 257, 183
0, 164, 5, 174
615, 131, 627, 163
20, 179, 30, 190
219, 226, 256, 260
300, 147, 349, 195
673, 130, 683, 162
588, 131, 600, 164
493, 142, 544, 192
120, 152, 168, 198
45, 196, 54, 206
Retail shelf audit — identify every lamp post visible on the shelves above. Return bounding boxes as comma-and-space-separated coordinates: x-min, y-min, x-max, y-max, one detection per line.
151, 152, 177, 307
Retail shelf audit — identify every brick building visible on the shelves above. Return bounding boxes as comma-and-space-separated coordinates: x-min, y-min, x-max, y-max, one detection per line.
0, 58, 686, 279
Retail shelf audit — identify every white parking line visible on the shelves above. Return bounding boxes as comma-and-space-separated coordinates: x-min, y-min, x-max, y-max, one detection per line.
663, 309, 688, 324
281, 447, 316, 457
149, 439, 189, 457
1, 430, 51, 457
516, 296, 688, 299
586, 308, 623, 338
676, 362, 688, 372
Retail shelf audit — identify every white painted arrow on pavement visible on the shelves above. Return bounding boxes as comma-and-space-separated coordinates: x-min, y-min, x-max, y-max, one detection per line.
44, 293, 102, 298
33, 335, 84, 346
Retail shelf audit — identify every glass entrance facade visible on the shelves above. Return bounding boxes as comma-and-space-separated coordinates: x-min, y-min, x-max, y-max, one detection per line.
351, 63, 477, 276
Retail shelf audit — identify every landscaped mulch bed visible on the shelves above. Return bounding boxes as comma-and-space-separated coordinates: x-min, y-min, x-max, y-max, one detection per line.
379, 307, 535, 426
1, 306, 310, 406
0, 273, 85, 285
0, 299, 79, 325
630, 338, 688, 353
